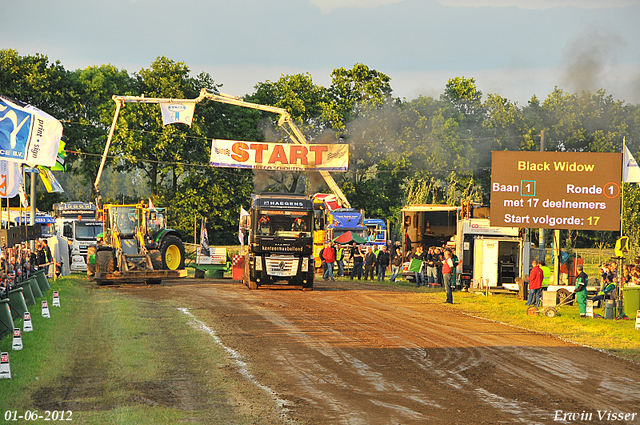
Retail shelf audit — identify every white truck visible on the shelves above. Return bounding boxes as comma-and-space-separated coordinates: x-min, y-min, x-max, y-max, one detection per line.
52, 202, 102, 272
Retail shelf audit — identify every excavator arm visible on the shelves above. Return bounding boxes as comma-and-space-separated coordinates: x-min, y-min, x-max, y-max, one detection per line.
197, 89, 351, 208
94, 88, 351, 208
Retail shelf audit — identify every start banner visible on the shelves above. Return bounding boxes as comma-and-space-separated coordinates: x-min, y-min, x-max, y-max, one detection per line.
210, 139, 348, 172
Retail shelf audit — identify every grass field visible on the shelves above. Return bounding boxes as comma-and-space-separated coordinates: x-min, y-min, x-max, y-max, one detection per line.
0, 275, 280, 425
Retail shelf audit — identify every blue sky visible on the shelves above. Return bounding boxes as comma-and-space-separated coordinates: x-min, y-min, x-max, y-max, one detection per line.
3, 0, 639, 104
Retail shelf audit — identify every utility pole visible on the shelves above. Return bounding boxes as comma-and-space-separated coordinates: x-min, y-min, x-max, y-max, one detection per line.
30, 170, 37, 250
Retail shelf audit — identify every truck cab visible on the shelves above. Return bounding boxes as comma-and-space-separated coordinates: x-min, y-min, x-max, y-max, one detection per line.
53, 202, 102, 272
363, 218, 387, 246
243, 193, 315, 290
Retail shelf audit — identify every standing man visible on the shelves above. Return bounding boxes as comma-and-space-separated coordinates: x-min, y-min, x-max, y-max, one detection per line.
390, 245, 403, 282
336, 244, 345, 278
321, 242, 336, 281
387, 241, 395, 273
350, 242, 364, 280
575, 264, 589, 318
540, 260, 551, 290
442, 250, 455, 304
412, 245, 425, 287
376, 245, 390, 282
364, 247, 376, 281
425, 246, 437, 287
526, 260, 543, 307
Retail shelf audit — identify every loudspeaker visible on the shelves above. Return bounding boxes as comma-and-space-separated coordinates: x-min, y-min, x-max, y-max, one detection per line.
26, 225, 41, 240
0, 227, 22, 248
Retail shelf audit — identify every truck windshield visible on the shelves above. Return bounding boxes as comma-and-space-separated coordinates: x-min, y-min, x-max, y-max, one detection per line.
257, 211, 311, 237
41, 223, 55, 238
76, 222, 102, 241
111, 207, 139, 236
147, 211, 166, 237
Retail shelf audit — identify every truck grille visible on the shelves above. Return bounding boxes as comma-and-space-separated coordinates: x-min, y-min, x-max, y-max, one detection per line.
265, 256, 299, 277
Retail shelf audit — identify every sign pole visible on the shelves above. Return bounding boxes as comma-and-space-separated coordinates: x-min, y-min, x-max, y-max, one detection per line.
621, 136, 625, 238
30, 171, 36, 251
539, 130, 546, 254
553, 229, 561, 285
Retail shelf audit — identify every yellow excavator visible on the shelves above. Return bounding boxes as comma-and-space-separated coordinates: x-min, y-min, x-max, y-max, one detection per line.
88, 202, 186, 285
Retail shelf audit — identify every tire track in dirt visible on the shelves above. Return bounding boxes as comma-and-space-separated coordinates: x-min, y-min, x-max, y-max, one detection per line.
126, 281, 640, 424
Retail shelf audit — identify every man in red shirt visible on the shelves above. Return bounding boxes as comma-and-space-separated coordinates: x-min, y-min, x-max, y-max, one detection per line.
526, 260, 543, 306
320, 242, 336, 281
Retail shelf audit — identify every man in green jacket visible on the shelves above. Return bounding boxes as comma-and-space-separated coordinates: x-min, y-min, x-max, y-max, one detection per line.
540, 260, 551, 290
575, 264, 589, 318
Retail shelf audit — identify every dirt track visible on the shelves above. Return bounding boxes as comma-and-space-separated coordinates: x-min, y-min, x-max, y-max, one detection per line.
124, 279, 640, 424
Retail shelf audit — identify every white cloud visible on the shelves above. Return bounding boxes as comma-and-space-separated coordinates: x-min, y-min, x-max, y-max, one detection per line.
310, 0, 404, 13
436, 0, 639, 9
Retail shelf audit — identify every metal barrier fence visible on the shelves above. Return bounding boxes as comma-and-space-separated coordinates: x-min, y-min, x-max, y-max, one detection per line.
529, 247, 617, 279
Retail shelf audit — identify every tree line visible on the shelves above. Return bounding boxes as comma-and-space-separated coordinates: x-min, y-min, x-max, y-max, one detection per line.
1, 49, 639, 249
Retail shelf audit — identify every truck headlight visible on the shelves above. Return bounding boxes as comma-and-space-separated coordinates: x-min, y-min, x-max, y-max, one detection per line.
302, 257, 309, 270
255, 258, 262, 271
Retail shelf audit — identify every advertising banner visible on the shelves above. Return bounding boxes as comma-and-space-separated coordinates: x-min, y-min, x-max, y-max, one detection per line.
0, 95, 63, 167
159, 101, 196, 127
210, 139, 348, 172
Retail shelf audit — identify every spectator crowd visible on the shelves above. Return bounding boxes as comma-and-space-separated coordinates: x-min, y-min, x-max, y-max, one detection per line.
0, 239, 53, 298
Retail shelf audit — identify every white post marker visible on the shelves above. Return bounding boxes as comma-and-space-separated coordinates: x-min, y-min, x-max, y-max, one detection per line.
23, 311, 33, 332
52, 291, 60, 307
586, 300, 594, 318
0, 352, 10, 379
636, 310, 640, 331
12, 328, 23, 351
41, 300, 50, 318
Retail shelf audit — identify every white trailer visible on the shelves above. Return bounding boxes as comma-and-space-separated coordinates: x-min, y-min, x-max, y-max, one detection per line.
455, 218, 528, 290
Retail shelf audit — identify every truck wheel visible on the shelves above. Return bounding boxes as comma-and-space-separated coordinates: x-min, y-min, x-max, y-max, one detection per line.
96, 250, 115, 285
86, 246, 96, 279
160, 236, 185, 270
303, 273, 314, 291
244, 256, 258, 290
149, 249, 162, 270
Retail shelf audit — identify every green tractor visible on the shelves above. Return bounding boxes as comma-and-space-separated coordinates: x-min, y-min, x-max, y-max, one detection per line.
88, 203, 187, 285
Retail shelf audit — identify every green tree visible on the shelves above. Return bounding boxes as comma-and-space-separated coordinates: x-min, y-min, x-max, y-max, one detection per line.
66, 64, 134, 197
247, 73, 328, 193
322, 63, 394, 134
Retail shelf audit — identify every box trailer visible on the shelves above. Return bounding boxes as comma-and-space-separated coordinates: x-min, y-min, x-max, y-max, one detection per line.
456, 218, 528, 290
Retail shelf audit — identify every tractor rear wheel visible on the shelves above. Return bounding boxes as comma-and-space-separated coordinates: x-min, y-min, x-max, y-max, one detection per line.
95, 250, 115, 285
159, 236, 185, 270
149, 249, 162, 270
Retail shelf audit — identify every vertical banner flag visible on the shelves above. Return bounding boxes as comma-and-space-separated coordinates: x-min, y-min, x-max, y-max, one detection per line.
159, 101, 196, 127
0, 95, 63, 167
0, 160, 22, 198
239, 207, 249, 245
38, 166, 64, 193
624, 145, 640, 183
200, 218, 210, 257
18, 182, 28, 208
